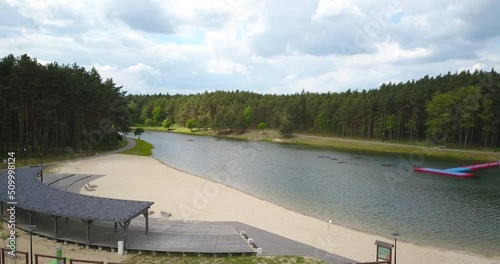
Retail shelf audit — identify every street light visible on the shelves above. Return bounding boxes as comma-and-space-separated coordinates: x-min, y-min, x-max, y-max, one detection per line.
28, 225, 36, 264
40, 152, 43, 182
392, 232, 400, 264
24, 148, 27, 166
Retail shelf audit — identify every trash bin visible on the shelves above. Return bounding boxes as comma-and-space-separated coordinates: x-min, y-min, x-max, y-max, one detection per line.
117, 241, 124, 255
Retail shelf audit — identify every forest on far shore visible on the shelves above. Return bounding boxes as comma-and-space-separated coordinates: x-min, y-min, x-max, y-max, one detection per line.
1, 54, 499, 158
128, 69, 500, 149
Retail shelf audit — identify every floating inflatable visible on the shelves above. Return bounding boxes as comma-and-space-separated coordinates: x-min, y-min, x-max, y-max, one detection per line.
414, 161, 500, 178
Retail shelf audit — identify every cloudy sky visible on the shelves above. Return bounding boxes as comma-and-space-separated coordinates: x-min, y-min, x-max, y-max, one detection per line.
1, 0, 499, 95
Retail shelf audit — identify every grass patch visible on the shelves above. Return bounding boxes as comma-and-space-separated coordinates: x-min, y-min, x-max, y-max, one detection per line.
133, 124, 212, 135
121, 138, 153, 156
219, 130, 500, 161
131, 125, 500, 162
126, 254, 326, 264
288, 137, 500, 162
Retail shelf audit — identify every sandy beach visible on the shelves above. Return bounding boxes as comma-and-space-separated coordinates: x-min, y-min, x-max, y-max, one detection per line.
52, 153, 500, 264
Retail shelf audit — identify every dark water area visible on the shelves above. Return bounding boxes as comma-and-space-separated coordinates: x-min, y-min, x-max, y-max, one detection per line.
141, 132, 500, 256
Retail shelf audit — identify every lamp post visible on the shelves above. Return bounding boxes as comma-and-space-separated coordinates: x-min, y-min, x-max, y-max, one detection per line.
392, 232, 399, 264
40, 152, 43, 182
28, 225, 36, 264
24, 148, 27, 166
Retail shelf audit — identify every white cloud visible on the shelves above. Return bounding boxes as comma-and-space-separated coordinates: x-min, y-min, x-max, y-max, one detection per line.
91, 63, 149, 94
127, 63, 156, 74
375, 40, 433, 62
93, 63, 116, 72
1, 0, 499, 94
313, 0, 363, 20
471, 63, 486, 71
278, 66, 388, 94
458, 63, 488, 73
206, 59, 249, 75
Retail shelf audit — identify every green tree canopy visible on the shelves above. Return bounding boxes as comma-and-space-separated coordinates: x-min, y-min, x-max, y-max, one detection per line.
152, 106, 165, 126
134, 128, 145, 140
123, 69, 500, 149
279, 116, 293, 137
186, 118, 197, 132
258, 122, 266, 134
244, 106, 253, 129
0, 54, 130, 156
145, 118, 154, 127
198, 114, 210, 131
162, 118, 172, 130
316, 111, 331, 134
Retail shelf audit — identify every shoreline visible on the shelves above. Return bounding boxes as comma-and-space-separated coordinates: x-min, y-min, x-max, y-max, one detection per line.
150, 155, 500, 259
54, 153, 500, 264
137, 127, 500, 162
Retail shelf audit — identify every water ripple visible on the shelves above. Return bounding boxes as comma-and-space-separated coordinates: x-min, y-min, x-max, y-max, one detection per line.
143, 132, 500, 256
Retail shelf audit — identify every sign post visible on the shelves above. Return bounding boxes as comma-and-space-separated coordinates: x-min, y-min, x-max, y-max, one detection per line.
375, 240, 394, 264
56, 246, 63, 264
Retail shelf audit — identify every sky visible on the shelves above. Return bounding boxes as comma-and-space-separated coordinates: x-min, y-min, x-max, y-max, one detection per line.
1, 0, 499, 95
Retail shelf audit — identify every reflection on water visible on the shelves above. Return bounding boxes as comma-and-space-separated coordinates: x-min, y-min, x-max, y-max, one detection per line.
141, 132, 500, 256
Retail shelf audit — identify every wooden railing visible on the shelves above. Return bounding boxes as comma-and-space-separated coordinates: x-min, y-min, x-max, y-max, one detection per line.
1, 248, 28, 264
69, 259, 104, 264
35, 253, 66, 264
357, 262, 390, 264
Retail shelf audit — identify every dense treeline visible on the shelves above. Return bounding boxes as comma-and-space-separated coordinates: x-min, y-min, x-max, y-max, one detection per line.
0, 54, 130, 156
128, 69, 500, 149
1, 53, 498, 155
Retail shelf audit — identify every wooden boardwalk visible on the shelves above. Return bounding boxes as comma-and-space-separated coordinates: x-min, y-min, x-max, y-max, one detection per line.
0, 172, 254, 254
12, 210, 255, 254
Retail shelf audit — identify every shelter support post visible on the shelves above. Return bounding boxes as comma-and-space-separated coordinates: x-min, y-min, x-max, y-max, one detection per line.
51, 215, 60, 237
123, 221, 130, 251
28, 211, 35, 225
82, 220, 94, 245
142, 209, 149, 235
114, 222, 117, 232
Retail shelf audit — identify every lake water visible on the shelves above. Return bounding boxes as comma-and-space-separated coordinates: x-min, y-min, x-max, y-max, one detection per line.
141, 132, 500, 256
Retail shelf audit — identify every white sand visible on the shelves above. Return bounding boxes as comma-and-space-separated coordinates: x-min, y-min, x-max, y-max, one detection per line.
53, 154, 500, 264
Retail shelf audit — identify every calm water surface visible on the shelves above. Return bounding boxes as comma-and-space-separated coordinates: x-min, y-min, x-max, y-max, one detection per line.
141, 132, 500, 256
